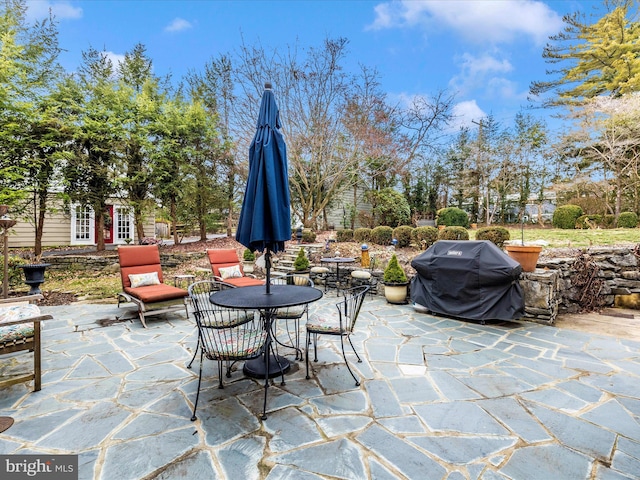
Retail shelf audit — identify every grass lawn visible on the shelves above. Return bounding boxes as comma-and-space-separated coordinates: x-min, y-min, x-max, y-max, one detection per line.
502, 226, 639, 248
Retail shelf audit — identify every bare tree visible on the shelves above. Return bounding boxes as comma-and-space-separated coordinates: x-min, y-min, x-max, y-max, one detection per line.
565, 94, 640, 222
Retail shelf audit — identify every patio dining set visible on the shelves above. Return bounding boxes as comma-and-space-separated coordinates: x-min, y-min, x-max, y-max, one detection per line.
1, 244, 372, 424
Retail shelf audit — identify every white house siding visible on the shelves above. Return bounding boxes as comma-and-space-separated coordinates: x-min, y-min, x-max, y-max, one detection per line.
324, 186, 372, 230
10, 211, 70, 248
5, 200, 155, 249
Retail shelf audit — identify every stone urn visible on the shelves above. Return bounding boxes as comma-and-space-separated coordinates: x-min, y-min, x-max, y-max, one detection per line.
293, 270, 310, 285
383, 282, 409, 304
20, 263, 51, 295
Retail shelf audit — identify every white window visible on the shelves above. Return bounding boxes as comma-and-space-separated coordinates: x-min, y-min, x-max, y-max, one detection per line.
114, 206, 134, 244
70, 205, 95, 245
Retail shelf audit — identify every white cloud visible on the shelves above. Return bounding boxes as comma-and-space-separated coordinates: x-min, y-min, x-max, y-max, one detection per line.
26, 1, 82, 21
450, 52, 513, 96
164, 17, 192, 33
368, 0, 562, 45
105, 51, 125, 69
485, 77, 526, 100
450, 100, 486, 130
460, 52, 512, 77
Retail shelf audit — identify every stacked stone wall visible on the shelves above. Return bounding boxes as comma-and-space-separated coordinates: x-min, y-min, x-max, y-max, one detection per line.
43, 252, 201, 272
43, 246, 640, 327
536, 246, 640, 315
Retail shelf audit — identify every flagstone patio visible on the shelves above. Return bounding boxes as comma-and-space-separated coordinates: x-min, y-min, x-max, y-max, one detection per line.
1, 295, 639, 479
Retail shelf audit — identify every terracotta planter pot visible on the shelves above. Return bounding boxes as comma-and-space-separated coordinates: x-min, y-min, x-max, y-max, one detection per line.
505, 245, 542, 272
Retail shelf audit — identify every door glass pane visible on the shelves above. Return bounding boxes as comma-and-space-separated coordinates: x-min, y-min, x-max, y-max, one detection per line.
75, 205, 91, 240
116, 207, 132, 241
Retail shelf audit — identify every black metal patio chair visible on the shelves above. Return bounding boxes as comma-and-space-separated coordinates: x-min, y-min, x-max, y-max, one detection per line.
188, 280, 267, 421
270, 273, 315, 360
305, 285, 369, 386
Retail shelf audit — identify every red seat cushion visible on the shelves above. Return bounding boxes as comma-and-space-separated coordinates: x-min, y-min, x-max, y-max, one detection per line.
124, 284, 188, 303
207, 249, 244, 277
118, 245, 164, 288
225, 277, 265, 287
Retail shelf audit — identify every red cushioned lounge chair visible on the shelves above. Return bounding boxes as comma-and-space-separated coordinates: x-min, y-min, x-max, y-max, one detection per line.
117, 245, 189, 328
206, 249, 264, 287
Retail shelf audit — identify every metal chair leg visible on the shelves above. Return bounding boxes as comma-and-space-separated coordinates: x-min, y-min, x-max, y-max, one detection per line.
191, 350, 205, 421
340, 335, 360, 387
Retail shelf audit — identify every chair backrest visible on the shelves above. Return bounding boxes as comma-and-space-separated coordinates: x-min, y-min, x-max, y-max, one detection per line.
270, 273, 315, 287
338, 285, 369, 332
188, 280, 266, 361
369, 255, 377, 272
118, 245, 163, 289
206, 249, 244, 278
188, 280, 236, 314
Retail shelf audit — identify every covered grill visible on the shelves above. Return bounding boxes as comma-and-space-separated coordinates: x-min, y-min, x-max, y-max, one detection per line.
410, 240, 524, 322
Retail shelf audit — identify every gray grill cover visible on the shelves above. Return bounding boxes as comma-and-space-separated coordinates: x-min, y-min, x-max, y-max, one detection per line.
410, 240, 524, 321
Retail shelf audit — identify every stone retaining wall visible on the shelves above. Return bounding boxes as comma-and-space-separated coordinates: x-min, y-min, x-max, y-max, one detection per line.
44, 246, 640, 327
537, 245, 640, 313
43, 252, 201, 272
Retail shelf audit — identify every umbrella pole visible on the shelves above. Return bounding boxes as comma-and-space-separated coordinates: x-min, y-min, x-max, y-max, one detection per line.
265, 249, 271, 294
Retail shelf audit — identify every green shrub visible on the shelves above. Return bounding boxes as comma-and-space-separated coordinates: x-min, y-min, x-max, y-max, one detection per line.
575, 214, 603, 229
393, 225, 414, 248
383, 254, 407, 284
552, 204, 583, 229
293, 248, 310, 271
353, 228, 372, 243
475, 226, 510, 247
336, 229, 354, 242
603, 215, 616, 228
367, 188, 411, 227
618, 211, 638, 228
437, 226, 469, 241
412, 226, 438, 249
371, 226, 393, 245
243, 248, 255, 261
301, 229, 316, 243
436, 207, 469, 228
0, 255, 28, 291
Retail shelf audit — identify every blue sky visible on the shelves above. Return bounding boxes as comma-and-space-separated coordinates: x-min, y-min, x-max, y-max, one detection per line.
26, 0, 597, 134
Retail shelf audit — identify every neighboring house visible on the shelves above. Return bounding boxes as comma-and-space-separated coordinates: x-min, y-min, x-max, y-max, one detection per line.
7, 200, 154, 249
324, 185, 372, 230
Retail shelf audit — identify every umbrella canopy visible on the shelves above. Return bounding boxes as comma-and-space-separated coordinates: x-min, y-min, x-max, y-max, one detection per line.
236, 83, 291, 290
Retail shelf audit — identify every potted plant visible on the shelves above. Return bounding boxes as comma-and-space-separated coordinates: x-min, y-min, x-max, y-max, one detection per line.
504, 217, 542, 272
293, 248, 311, 285
243, 248, 256, 274
383, 254, 408, 304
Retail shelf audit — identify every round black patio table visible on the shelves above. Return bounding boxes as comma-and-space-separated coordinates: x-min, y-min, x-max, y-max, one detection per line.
209, 284, 323, 378
320, 257, 355, 293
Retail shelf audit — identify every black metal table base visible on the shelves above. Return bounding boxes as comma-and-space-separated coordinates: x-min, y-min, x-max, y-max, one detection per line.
244, 354, 290, 379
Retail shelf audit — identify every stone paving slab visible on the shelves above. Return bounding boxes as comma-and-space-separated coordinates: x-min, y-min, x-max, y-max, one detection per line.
0, 298, 639, 479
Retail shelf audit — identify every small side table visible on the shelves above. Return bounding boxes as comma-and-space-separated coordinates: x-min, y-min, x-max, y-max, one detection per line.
174, 274, 195, 290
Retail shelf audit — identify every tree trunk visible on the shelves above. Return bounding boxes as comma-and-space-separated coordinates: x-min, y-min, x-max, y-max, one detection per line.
96, 207, 105, 251
226, 172, 234, 237
171, 199, 179, 245
34, 189, 47, 258
136, 216, 145, 243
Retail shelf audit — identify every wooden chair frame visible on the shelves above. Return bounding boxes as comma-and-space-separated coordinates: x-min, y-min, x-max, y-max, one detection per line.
0, 295, 52, 391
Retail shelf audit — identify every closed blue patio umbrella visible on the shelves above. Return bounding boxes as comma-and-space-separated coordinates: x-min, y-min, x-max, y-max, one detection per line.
236, 83, 291, 294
